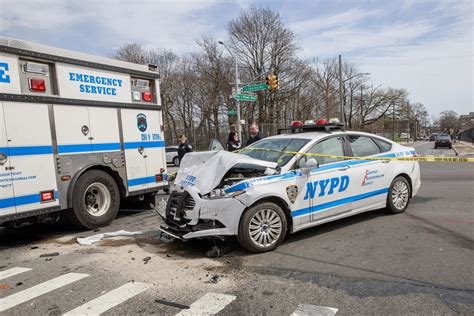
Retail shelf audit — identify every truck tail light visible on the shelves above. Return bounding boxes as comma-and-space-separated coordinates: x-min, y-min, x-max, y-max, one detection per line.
161, 125, 164, 132
155, 174, 163, 182
132, 90, 141, 101
143, 92, 152, 102
40, 190, 55, 202
30, 78, 46, 91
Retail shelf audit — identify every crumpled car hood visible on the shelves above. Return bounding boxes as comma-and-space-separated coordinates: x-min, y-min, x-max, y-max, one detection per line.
173, 150, 277, 195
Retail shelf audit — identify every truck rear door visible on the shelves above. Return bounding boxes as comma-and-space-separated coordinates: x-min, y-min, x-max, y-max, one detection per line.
2, 102, 59, 213
0, 102, 16, 217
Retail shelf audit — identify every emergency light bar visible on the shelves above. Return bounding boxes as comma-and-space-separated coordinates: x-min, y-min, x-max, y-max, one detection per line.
278, 122, 344, 134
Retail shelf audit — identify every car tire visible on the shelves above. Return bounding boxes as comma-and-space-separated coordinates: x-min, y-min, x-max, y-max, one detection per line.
237, 202, 287, 253
386, 176, 411, 214
434, 145, 437, 149
172, 156, 180, 166
67, 170, 120, 229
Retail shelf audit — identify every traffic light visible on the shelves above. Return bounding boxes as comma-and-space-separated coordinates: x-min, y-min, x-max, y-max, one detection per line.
266, 74, 279, 91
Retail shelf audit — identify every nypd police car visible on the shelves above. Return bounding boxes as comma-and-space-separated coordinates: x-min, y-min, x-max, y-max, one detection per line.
159, 121, 420, 253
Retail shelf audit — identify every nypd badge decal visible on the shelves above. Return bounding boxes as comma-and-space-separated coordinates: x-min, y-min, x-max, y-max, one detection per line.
286, 185, 298, 203
137, 113, 147, 132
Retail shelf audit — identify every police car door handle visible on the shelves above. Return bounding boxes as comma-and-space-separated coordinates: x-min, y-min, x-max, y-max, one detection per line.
338, 165, 350, 171
382, 160, 390, 164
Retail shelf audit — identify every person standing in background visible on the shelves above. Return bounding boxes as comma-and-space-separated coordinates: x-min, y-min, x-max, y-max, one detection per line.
226, 131, 241, 152
177, 135, 193, 164
246, 123, 264, 146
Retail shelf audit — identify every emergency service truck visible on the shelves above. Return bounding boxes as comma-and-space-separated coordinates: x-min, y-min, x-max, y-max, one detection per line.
0, 37, 167, 229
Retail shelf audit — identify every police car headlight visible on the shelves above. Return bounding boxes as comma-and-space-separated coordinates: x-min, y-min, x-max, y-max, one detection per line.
204, 189, 245, 199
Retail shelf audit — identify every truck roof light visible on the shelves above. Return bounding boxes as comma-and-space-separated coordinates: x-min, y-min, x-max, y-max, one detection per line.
23, 62, 49, 75
30, 78, 46, 91
134, 79, 150, 88
143, 91, 152, 102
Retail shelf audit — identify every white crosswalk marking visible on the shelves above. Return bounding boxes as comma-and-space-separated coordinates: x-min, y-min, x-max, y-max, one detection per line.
64, 281, 151, 315
0, 272, 88, 312
291, 304, 338, 316
0, 267, 32, 280
176, 293, 236, 316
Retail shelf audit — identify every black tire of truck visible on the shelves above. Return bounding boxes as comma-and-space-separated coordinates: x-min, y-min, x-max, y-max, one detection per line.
67, 170, 120, 229
237, 202, 287, 253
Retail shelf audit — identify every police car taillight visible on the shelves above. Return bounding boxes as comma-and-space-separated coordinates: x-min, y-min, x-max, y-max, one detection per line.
40, 190, 55, 202
291, 121, 303, 127
143, 91, 152, 102
30, 78, 46, 91
316, 119, 328, 125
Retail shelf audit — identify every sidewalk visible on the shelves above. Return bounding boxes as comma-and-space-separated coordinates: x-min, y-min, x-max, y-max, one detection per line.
453, 140, 474, 156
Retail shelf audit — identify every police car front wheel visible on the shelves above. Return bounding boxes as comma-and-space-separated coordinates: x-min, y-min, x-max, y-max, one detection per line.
237, 202, 287, 253
386, 176, 411, 214
68, 170, 120, 229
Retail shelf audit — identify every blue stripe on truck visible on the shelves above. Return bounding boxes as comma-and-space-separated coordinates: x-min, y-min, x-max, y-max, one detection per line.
124, 141, 165, 149
0, 191, 59, 208
128, 176, 156, 187
0, 146, 53, 156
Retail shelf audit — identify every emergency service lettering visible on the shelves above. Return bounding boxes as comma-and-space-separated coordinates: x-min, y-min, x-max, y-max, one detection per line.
69, 72, 123, 96
304, 175, 350, 200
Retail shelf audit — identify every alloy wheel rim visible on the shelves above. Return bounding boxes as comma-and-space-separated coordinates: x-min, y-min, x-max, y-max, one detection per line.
84, 182, 111, 217
392, 180, 409, 210
249, 208, 282, 247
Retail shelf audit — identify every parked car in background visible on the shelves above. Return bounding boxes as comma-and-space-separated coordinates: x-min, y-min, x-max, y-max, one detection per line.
429, 133, 438, 141
166, 146, 180, 166
434, 134, 452, 149
399, 132, 411, 141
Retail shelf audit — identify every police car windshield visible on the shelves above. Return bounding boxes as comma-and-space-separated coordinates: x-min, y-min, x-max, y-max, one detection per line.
240, 138, 309, 167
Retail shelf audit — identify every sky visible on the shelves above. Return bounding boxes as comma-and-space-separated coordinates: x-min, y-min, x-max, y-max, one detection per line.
1, 0, 472, 117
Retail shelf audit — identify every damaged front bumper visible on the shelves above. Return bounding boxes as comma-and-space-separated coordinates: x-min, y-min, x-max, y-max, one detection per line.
158, 188, 247, 240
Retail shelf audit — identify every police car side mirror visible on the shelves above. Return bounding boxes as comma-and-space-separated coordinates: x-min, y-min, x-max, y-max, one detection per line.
301, 158, 318, 175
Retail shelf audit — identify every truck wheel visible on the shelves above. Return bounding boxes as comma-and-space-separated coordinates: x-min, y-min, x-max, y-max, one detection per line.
386, 176, 411, 214
67, 170, 120, 229
173, 156, 180, 166
237, 202, 287, 253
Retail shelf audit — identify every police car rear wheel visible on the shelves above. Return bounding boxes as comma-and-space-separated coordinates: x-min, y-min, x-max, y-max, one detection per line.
68, 170, 120, 229
238, 202, 287, 253
386, 176, 411, 214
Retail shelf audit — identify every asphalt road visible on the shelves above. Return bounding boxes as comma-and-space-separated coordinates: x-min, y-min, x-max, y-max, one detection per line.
0, 140, 473, 315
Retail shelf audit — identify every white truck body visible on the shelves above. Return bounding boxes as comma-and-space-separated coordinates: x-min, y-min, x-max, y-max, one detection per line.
0, 37, 167, 226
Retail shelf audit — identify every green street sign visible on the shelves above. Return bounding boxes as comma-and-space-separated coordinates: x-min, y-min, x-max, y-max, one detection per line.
234, 93, 257, 101
227, 110, 237, 115
240, 83, 268, 92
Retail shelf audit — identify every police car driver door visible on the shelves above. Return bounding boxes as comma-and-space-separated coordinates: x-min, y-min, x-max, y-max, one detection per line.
301, 136, 354, 222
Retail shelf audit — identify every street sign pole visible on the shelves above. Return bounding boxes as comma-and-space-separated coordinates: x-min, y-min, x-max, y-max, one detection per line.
235, 59, 242, 141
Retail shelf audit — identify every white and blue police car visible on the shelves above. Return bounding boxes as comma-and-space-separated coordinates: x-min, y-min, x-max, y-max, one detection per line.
159, 120, 421, 253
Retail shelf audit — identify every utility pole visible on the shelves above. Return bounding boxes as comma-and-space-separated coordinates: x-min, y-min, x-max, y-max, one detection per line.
338, 55, 344, 126
392, 101, 395, 141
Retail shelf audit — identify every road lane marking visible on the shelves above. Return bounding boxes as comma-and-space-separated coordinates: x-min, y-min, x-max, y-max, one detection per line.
0, 273, 88, 312
176, 293, 236, 315
291, 304, 338, 316
64, 281, 151, 315
0, 267, 32, 280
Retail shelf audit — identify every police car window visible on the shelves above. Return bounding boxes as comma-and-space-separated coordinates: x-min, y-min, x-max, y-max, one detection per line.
372, 138, 392, 152
347, 135, 381, 157
304, 137, 344, 165
239, 138, 309, 166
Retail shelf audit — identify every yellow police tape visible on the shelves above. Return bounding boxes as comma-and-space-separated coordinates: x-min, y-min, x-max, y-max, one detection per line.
237, 147, 474, 163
